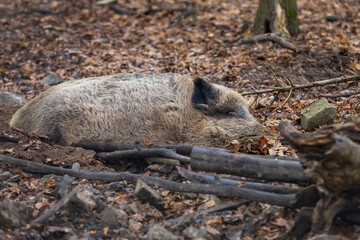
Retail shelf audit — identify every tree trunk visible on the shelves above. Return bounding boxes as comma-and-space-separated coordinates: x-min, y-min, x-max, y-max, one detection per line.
247, 0, 299, 37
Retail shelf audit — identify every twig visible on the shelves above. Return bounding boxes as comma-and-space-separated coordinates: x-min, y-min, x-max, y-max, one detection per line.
242, 75, 360, 96
264, 63, 287, 88
0, 154, 295, 207
280, 88, 293, 108
320, 89, 360, 98
237, 33, 298, 52
95, 148, 191, 164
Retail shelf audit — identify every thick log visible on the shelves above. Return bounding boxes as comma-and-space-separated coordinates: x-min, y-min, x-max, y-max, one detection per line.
177, 167, 298, 194
278, 120, 360, 232
190, 146, 306, 185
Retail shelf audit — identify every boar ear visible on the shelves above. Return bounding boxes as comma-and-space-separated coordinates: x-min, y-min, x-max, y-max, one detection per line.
192, 77, 219, 110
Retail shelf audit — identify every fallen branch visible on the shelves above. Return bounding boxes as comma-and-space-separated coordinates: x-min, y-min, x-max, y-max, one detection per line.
190, 147, 307, 185
177, 167, 298, 194
237, 33, 298, 52
95, 148, 191, 164
0, 154, 294, 207
241, 75, 360, 96
31, 185, 81, 224
73, 140, 194, 155
320, 89, 360, 98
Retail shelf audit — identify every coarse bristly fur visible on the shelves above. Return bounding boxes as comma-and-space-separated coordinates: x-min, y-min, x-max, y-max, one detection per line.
10, 73, 266, 146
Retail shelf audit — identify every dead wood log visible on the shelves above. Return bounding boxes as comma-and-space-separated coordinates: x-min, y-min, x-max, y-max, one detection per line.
190, 146, 306, 185
177, 166, 298, 194
237, 33, 298, 52
0, 154, 295, 207
277, 120, 360, 232
95, 148, 191, 164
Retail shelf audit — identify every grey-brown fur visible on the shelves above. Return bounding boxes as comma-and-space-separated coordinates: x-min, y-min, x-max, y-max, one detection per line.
10, 73, 264, 146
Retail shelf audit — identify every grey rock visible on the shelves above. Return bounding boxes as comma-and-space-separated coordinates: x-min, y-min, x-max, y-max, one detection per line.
301, 98, 335, 130
69, 186, 97, 213
0, 171, 10, 181
147, 224, 178, 240
0, 92, 27, 105
40, 72, 63, 86
134, 179, 165, 210
183, 226, 209, 239
100, 206, 128, 229
172, 210, 197, 230
309, 234, 341, 240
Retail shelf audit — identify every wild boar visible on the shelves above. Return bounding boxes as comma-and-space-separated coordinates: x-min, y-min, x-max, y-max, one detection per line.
10, 73, 264, 146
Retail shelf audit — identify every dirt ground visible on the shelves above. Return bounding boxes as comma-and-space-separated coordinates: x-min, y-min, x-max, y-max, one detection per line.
1, 0, 360, 239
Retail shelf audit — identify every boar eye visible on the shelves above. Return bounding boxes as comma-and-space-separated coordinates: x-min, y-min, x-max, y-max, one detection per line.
227, 111, 238, 116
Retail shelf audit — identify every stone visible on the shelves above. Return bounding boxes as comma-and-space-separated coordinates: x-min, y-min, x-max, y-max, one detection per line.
134, 179, 165, 210
147, 224, 178, 240
0, 171, 10, 181
40, 72, 63, 86
172, 210, 197, 230
301, 98, 335, 130
0, 92, 27, 105
100, 206, 128, 229
69, 186, 97, 213
183, 226, 209, 239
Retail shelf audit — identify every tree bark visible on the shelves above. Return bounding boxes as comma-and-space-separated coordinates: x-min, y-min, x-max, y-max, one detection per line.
248, 0, 299, 37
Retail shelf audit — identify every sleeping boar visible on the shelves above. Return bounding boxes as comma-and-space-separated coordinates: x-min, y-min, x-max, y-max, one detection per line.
10, 73, 264, 146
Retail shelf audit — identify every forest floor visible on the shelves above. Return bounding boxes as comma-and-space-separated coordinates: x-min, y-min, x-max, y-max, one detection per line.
0, 0, 360, 239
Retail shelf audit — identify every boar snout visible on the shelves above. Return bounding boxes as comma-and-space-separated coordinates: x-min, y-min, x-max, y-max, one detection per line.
192, 77, 257, 122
